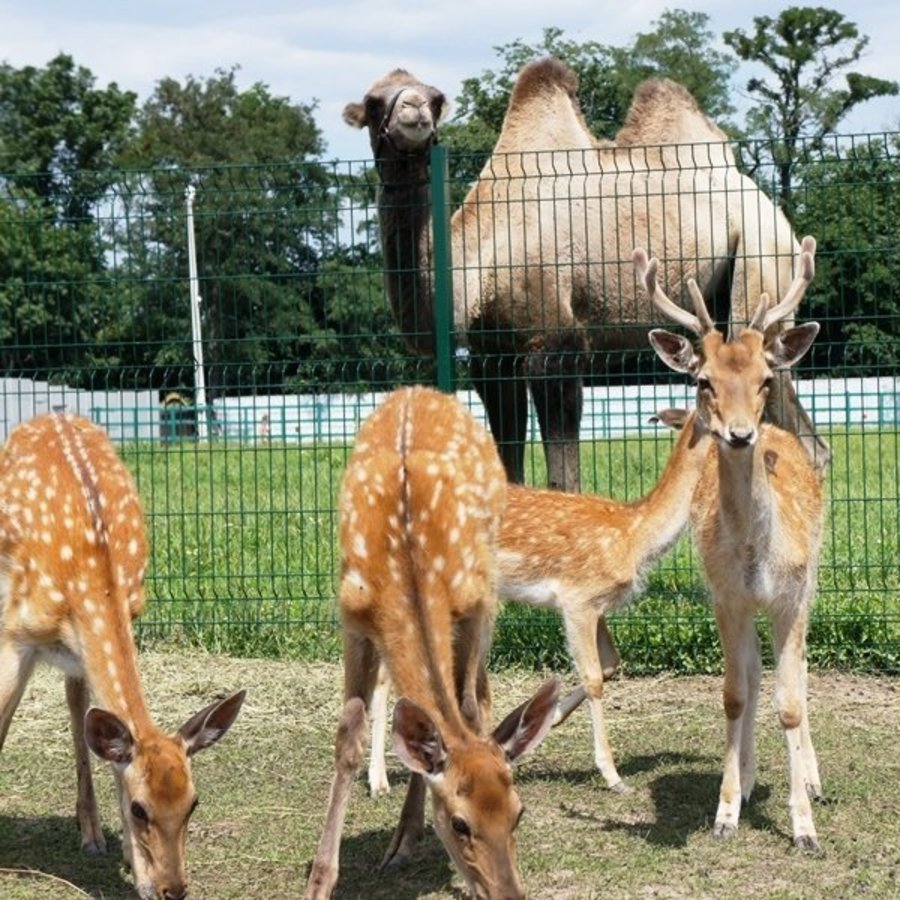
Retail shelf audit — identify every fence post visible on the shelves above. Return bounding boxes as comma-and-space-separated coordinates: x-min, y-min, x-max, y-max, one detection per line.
430, 144, 455, 393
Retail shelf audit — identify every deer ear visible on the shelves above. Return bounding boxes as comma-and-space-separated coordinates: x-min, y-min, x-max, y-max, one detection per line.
493, 677, 560, 764
649, 329, 698, 374
85, 708, 135, 765
765, 322, 820, 369
650, 408, 689, 431
178, 690, 246, 757
392, 698, 447, 777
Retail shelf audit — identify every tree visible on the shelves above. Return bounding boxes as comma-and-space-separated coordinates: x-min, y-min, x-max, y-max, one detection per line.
724, 6, 899, 216
118, 68, 343, 395
443, 12, 737, 184
0, 55, 136, 381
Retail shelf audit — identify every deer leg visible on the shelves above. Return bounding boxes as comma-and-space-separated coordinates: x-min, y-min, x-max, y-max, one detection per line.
766, 370, 830, 473
454, 610, 494, 734
713, 606, 759, 839
379, 773, 427, 871
367, 660, 391, 797
772, 605, 821, 853
65, 676, 106, 854
563, 604, 626, 791
597, 617, 620, 680
0, 640, 36, 751
306, 632, 378, 900
470, 352, 527, 484
527, 327, 587, 493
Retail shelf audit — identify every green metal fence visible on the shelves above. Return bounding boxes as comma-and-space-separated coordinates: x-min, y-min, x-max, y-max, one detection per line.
0, 133, 897, 671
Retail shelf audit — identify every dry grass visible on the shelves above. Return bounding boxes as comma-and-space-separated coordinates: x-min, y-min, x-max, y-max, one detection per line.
0, 652, 898, 899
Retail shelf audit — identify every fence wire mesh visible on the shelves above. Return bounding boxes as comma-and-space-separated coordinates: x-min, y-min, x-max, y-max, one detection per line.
0, 133, 897, 671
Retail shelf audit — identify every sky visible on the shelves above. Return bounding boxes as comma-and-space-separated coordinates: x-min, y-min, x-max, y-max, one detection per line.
1, 1, 897, 162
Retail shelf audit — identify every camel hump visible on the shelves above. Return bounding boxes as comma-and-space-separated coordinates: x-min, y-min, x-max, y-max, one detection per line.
617, 77, 729, 148
509, 57, 579, 108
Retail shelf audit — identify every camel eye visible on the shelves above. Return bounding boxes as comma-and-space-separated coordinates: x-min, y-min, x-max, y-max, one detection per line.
451, 815, 471, 838
131, 801, 149, 824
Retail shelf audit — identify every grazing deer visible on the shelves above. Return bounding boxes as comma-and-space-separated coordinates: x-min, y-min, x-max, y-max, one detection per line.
0, 414, 245, 899
367, 407, 713, 796
305, 386, 559, 900
635, 236, 826, 852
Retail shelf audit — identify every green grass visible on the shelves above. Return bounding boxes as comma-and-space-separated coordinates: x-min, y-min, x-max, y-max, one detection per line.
125, 427, 899, 672
0, 654, 898, 899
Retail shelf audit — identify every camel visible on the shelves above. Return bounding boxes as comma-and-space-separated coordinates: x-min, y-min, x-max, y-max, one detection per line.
344, 57, 830, 494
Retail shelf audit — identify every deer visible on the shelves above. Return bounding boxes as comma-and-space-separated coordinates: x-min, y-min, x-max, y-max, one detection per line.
0, 413, 246, 899
634, 235, 827, 852
305, 386, 560, 900
366, 406, 714, 797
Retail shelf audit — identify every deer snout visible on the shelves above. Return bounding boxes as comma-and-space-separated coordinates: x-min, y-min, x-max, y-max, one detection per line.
162, 885, 187, 900
725, 423, 757, 448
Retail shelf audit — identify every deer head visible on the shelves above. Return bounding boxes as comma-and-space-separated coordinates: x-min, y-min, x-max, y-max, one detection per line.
392, 678, 559, 899
634, 237, 820, 449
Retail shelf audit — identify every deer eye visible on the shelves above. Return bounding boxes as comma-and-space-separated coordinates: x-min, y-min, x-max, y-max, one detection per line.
451, 815, 471, 838
514, 806, 525, 830
760, 377, 774, 394
189, 796, 199, 817
130, 800, 149, 824
697, 376, 715, 395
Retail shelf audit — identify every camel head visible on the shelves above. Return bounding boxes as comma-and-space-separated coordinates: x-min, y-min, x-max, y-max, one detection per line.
344, 69, 446, 161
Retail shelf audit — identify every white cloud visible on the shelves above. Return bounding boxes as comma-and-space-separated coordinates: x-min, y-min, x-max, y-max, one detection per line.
0, 0, 896, 161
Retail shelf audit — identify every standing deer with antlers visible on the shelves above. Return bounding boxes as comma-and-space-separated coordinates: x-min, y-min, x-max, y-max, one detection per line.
634, 236, 826, 852
305, 386, 559, 900
0, 414, 245, 899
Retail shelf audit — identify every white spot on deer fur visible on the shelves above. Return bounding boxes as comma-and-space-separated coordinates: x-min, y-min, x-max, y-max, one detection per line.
92, 616, 105, 634
430, 479, 443, 510
38, 573, 53, 589
60, 544, 73, 561
84, 528, 96, 545
450, 571, 464, 589
107, 661, 117, 679
433, 555, 446, 573
87, 557, 97, 569
40, 530, 52, 544
128, 538, 138, 556
23, 507, 34, 525
102, 640, 113, 656
84, 599, 97, 613
352, 533, 367, 559
345, 568, 368, 592
449, 527, 460, 544
50, 590, 64, 604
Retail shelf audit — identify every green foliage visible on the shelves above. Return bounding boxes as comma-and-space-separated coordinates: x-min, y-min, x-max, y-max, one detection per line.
724, 6, 899, 215
793, 137, 900, 374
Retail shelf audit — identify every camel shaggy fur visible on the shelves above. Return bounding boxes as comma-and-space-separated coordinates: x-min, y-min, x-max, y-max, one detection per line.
344, 57, 829, 493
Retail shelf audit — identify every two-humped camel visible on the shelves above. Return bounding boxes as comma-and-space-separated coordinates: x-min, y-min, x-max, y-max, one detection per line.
345, 56, 829, 493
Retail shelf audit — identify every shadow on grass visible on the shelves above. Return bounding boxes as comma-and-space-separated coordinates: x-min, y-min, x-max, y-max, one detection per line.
324, 825, 456, 900
0, 815, 130, 897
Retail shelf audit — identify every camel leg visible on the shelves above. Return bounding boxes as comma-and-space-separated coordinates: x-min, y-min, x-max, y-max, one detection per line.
563, 604, 626, 790
527, 328, 586, 493
65, 676, 106, 854
771, 604, 821, 853
713, 606, 760, 839
306, 632, 378, 900
367, 661, 391, 797
470, 352, 527, 484
766, 370, 830, 473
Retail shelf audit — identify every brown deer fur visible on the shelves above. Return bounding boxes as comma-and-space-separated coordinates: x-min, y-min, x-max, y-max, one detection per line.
0, 413, 245, 900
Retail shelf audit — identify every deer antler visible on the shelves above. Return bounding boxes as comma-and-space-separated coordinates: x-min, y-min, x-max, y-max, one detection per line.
759, 235, 817, 331
633, 248, 715, 336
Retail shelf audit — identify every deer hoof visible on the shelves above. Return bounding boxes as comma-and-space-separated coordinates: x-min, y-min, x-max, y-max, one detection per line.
712, 822, 736, 840
609, 779, 632, 794
793, 835, 823, 856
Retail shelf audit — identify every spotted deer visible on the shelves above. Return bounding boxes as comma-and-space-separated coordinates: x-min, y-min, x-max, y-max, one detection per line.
367, 406, 714, 797
635, 236, 826, 852
0, 413, 245, 899
305, 386, 559, 900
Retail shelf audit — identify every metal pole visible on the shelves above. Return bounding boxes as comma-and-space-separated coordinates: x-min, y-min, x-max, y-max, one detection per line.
429, 144, 455, 393
185, 185, 209, 441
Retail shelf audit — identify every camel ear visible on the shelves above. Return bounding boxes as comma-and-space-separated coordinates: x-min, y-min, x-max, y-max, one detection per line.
649, 328, 699, 374
392, 698, 448, 778
765, 322, 819, 369
493, 677, 560, 764
343, 101, 367, 128
85, 708, 134, 765
179, 690, 246, 756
